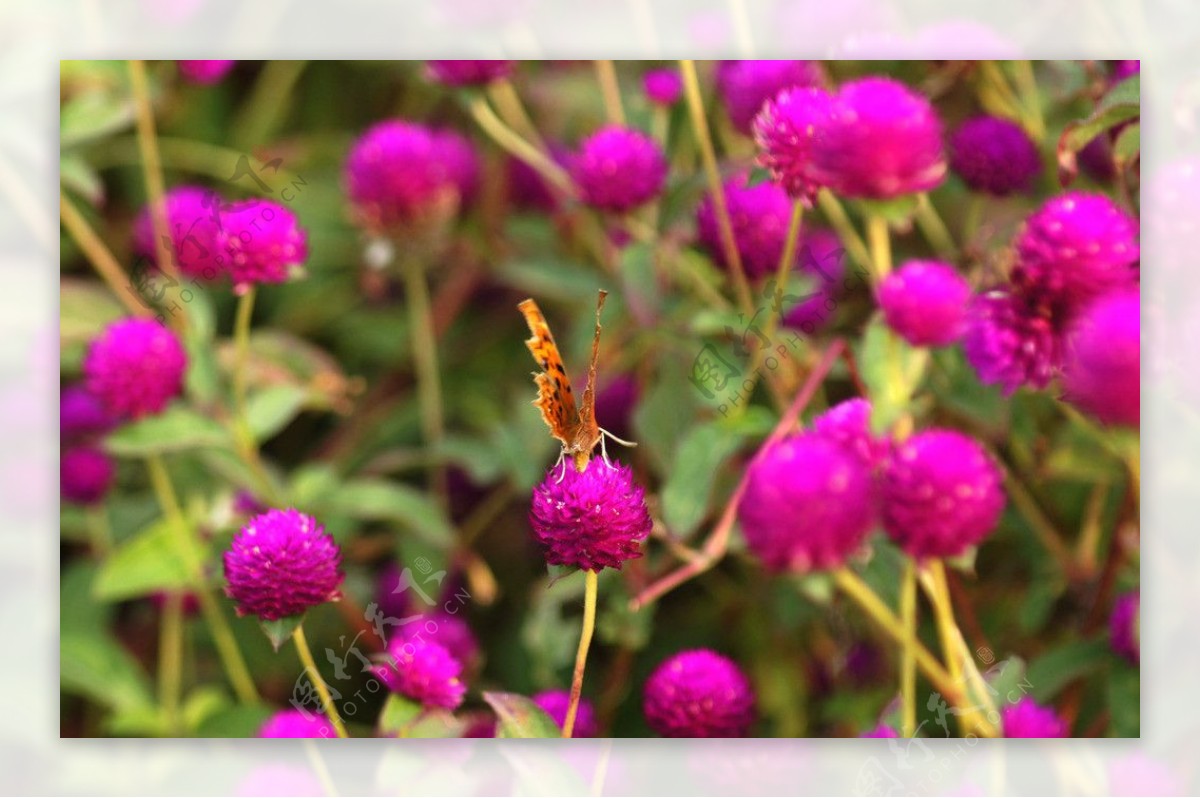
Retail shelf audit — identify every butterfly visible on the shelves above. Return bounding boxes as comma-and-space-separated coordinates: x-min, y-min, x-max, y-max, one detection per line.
518, 290, 635, 479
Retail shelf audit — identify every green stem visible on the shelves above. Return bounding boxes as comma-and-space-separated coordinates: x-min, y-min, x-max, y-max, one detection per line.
145, 453, 259, 704
86, 504, 112, 558
59, 190, 151, 318
563, 569, 599, 738
400, 254, 448, 507
1012, 61, 1046, 141
468, 96, 573, 196
233, 60, 308, 150
963, 194, 985, 244
921, 562, 997, 735
595, 60, 626, 125
817, 189, 872, 275
158, 590, 184, 734
128, 59, 181, 288
488, 79, 547, 151
866, 213, 892, 285
915, 193, 957, 262
293, 624, 349, 738
230, 287, 283, 506
900, 561, 917, 737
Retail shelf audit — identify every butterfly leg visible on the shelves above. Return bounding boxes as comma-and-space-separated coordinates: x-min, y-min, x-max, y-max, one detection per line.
599, 433, 615, 469
554, 448, 569, 484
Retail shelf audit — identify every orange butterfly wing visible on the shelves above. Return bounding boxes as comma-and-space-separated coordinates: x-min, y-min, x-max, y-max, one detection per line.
518, 298, 582, 447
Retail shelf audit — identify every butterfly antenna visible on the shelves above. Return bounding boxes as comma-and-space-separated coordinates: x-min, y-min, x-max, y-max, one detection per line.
600, 427, 638, 448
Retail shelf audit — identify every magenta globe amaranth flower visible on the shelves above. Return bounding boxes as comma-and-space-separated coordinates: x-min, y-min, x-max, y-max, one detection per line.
391, 612, 480, 669
949, 116, 1041, 196
643, 68, 682, 106
258, 708, 337, 738
963, 289, 1060, 394
877, 260, 971, 347
881, 429, 1005, 559
571, 125, 667, 213
60, 384, 115, 444
1061, 289, 1140, 426
1012, 191, 1139, 312
345, 120, 480, 233
1001, 697, 1068, 737
132, 185, 225, 280
783, 227, 846, 331
425, 59, 515, 86
1112, 60, 1140, 83
860, 723, 899, 738
61, 446, 115, 505
738, 433, 875, 572
808, 77, 946, 199
716, 60, 823, 134
177, 60, 236, 84
216, 200, 308, 288
753, 87, 834, 205
1109, 590, 1139, 664
696, 171, 795, 279
529, 458, 652, 571
812, 398, 890, 470
533, 689, 599, 737
83, 318, 187, 419
644, 649, 755, 737
222, 509, 343, 621
373, 636, 466, 710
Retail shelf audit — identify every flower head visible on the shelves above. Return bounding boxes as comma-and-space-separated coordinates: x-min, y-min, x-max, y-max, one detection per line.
949, 116, 1041, 196
963, 289, 1060, 394
753, 87, 834, 204
177, 60, 236, 84
716, 60, 824, 134
391, 612, 480, 669
696, 171, 796, 279
222, 509, 343, 621
216, 200, 308, 288
1001, 697, 1068, 737
1109, 590, 1140, 664
61, 447, 115, 505
643, 68, 683, 106
877, 260, 972, 347
83, 318, 187, 419
1061, 289, 1140, 426
643, 649, 755, 737
812, 398, 890, 470
425, 60, 515, 86
533, 689, 599, 737
258, 708, 337, 738
860, 724, 899, 738
1112, 60, 1140, 83
881, 429, 1005, 559
132, 185, 224, 281
373, 636, 466, 710
571, 125, 667, 213
345, 120, 479, 233
60, 384, 116, 444
1012, 192, 1139, 313
738, 433, 876, 572
808, 77, 946, 199
783, 228, 846, 331
529, 459, 652, 572
507, 144, 570, 211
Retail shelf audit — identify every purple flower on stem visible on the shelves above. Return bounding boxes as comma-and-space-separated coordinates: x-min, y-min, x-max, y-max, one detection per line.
571, 125, 667, 213
391, 612, 480, 669
696, 171, 797, 279
222, 509, 343, 621
949, 116, 1041, 196
83, 318, 187, 420
782, 228, 846, 332
258, 708, 336, 738
216, 200, 309, 289
177, 60, 236, 84
753, 87, 834, 205
963, 289, 1060, 394
1109, 590, 1139, 664
60, 384, 116, 444
643, 68, 683, 106
1061, 288, 1140, 427
132, 185, 225, 281
1001, 697, 1068, 738
877, 260, 972, 347
373, 636, 466, 710
643, 649, 755, 737
61, 446, 115, 505
812, 398, 890, 470
533, 689, 599, 737
716, 60, 824, 134
529, 459, 652, 572
425, 60, 515, 87
738, 433, 876, 572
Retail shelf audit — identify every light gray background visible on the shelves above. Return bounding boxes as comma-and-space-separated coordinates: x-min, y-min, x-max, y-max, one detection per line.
8, 0, 1188, 794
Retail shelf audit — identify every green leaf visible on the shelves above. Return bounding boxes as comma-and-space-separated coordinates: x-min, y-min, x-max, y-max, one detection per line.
378, 693, 424, 735
92, 519, 200, 601
259, 614, 304, 652
60, 90, 135, 149
104, 405, 232, 457
327, 478, 454, 548
483, 691, 562, 738
193, 703, 276, 738
793, 572, 835, 605
1025, 640, 1111, 701
1113, 121, 1140, 168
661, 421, 746, 538
858, 316, 929, 435
1057, 75, 1140, 184
60, 153, 105, 206
1107, 664, 1139, 737
495, 258, 604, 303
61, 631, 155, 715
246, 384, 310, 442
619, 242, 660, 312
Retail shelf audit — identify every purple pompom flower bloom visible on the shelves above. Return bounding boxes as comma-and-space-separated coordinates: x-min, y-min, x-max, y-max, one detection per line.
83, 318, 188, 420
533, 689, 599, 737
812, 398, 890, 470
61, 446, 115, 505
1011, 191, 1139, 314
571, 125, 667, 213
132, 185, 225, 281
1001, 697, 1068, 738
216, 200, 309, 289
643, 649, 755, 737
373, 636, 466, 710
425, 60, 515, 86
1112, 60, 1140, 83
716, 60, 824, 134
881, 429, 1005, 559
963, 289, 1060, 394
877, 260, 972, 347
222, 509, 343, 621
808, 77, 947, 199
783, 227, 846, 331
391, 612, 480, 670
1109, 590, 1140, 664
753, 87, 834, 205
1061, 289, 1140, 426
738, 433, 876, 572
860, 724, 899, 738
949, 116, 1042, 196
258, 708, 337, 738
696, 171, 796, 279
60, 384, 116, 444
345, 120, 479, 233
643, 68, 683, 106
529, 458, 652, 572
177, 60, 236, 84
